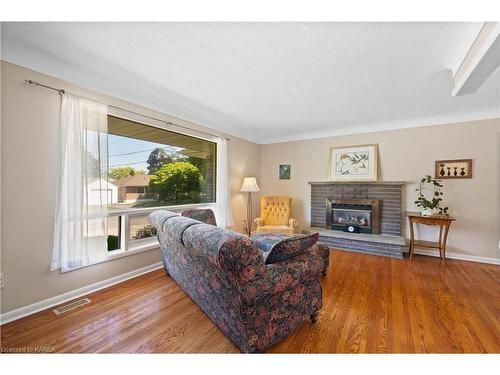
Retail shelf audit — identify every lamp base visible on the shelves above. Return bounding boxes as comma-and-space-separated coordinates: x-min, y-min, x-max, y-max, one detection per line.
245, 192, 252, 236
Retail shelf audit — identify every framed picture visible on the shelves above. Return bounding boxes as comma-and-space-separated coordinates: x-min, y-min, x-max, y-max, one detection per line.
435, 159, 472, 179
328, 144, 378, 182
279, 164, 291, 180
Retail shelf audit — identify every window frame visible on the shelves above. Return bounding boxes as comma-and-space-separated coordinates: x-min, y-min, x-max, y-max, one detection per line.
67, 108, 219, 272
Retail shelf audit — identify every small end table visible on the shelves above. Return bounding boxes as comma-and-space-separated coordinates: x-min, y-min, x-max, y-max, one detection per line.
407, 212, 456, 264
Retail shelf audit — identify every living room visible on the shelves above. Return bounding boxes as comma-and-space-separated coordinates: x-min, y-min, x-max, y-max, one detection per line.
1, 1, 499, 374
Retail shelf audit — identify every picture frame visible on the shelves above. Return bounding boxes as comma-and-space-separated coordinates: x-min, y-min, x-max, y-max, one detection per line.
435, 159, 472, 179
279, 164, 291, 180
328, 144, 378, 182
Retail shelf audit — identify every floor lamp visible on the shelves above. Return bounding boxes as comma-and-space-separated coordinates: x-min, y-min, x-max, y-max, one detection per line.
240, 177, 260, 236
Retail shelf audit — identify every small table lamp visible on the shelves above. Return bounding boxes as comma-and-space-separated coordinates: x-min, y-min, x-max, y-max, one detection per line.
240, 177, 260, 236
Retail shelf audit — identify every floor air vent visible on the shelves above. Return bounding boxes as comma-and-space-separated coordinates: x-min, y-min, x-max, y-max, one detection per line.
52, 298, 91, 315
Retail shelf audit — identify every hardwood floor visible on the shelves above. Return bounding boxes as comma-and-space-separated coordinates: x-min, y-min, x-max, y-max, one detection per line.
1, 250, 499, 353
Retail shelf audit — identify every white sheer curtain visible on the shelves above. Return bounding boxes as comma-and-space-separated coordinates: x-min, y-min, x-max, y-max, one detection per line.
51, 94, 109, 272
215, 137, 234, 228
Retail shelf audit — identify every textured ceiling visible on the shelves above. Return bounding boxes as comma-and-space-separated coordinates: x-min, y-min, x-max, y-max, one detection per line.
2, 22, 499, 143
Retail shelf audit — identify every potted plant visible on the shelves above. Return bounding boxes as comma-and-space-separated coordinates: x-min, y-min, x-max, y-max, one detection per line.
415, 175, 449, 216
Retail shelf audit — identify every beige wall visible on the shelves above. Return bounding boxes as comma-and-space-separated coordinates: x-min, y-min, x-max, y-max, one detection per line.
260, 119, 500, 260
498, 132, 500, 249
1, 61, 260, 313
229, 138, 261, 234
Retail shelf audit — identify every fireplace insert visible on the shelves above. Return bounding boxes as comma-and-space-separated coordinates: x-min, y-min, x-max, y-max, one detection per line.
326, 198, 380, 234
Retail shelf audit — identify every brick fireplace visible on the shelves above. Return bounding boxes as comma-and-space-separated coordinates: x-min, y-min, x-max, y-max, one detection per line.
305, 181, 406, 258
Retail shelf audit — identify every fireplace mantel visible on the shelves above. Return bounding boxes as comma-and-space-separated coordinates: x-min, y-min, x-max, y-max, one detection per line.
309, 181, 406, 186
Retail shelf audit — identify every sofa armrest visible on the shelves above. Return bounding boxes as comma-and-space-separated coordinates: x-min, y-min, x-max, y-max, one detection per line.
239, 245, 324, 304
288, 218, 297, 228
254, 217, 265, 227
266, 246, 323, 281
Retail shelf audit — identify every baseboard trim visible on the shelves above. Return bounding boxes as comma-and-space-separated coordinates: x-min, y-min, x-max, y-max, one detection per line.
0, 261, 163, 325
407, 248, 500, 265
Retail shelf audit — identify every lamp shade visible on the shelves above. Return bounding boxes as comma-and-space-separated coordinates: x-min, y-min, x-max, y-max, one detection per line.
240, 177, 260, 192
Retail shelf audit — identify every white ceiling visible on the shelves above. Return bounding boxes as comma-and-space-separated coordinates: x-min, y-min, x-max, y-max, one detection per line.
2, 22, 499, 144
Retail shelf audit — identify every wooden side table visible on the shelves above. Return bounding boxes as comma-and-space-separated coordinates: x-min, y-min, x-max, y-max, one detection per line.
407, 212, 456, 264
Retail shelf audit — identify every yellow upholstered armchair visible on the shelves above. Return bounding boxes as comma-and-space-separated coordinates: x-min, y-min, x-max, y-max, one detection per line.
254, 196, 297, 235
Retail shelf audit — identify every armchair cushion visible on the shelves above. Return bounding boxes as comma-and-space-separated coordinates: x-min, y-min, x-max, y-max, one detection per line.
251, 232, 320, 265
260, 196, 292, 226
256, 196, 297, 235
255, 225, 296, 235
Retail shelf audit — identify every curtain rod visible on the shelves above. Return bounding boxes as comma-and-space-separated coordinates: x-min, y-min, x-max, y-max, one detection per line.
24, 79, 231, 142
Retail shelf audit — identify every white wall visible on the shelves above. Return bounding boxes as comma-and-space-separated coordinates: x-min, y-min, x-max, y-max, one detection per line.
1, 61, 260, 313
260, 119, 500, 260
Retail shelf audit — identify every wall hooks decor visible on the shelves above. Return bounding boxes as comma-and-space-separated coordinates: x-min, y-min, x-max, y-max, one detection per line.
435, 159, 472, 179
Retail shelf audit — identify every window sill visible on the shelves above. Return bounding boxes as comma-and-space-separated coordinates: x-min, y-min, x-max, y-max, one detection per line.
107, 239, 160, 261
59, 202, 215, 273
87, 202, 216, 219
59, 241, 160, 273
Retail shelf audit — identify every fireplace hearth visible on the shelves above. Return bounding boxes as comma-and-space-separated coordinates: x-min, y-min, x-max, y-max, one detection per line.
326, 198, 380, 234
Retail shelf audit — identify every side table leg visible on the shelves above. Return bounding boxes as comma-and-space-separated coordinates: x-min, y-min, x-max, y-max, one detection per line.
409, 220, 415, 260
438, 225, 444, 260
442, 222, 451, 266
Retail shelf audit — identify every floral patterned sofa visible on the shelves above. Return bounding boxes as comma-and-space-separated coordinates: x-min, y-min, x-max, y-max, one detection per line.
149, 210, 325, 353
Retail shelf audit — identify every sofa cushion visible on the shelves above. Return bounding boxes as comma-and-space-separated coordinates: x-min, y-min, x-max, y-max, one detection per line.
183, 223, 245, 260
183, 223, 264, 281
251, 232, 319, 264
163, 216, 202, 245
251, 233, 290, 253
181, 208, 217, 226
